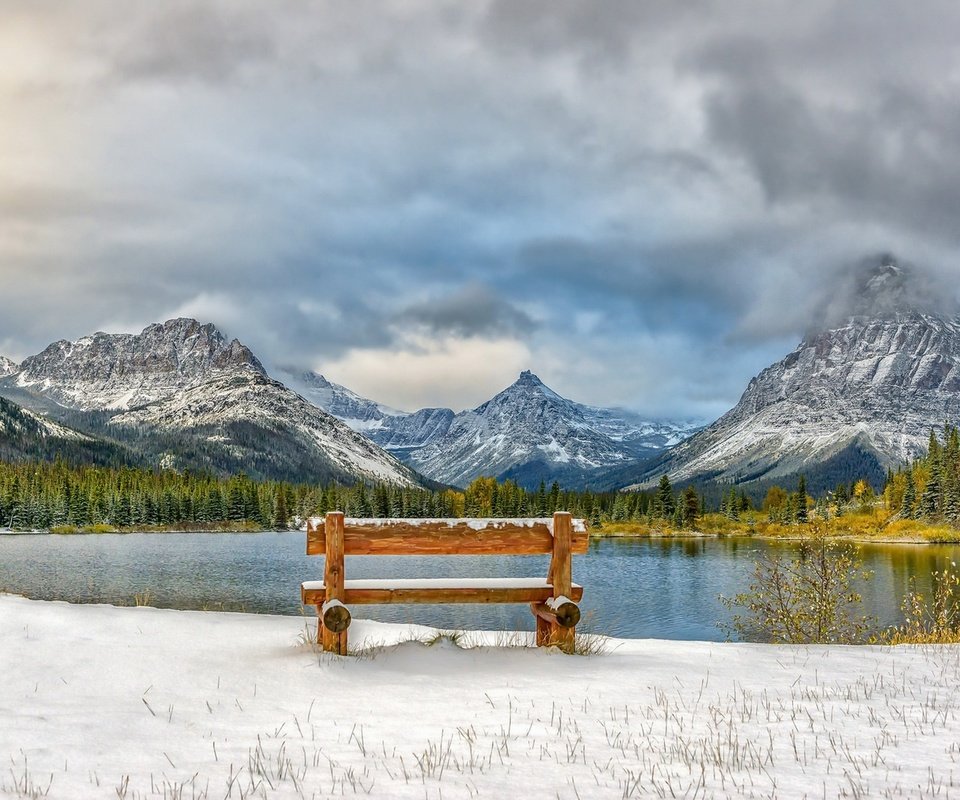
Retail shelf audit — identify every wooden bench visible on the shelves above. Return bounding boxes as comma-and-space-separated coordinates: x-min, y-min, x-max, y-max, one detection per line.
301, 512, 588, 655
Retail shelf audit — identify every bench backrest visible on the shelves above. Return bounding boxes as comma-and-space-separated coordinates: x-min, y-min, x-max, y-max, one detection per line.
306, 515, 589, 556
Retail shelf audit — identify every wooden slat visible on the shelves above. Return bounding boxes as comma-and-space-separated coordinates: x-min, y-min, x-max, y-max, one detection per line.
302, 583, 583, 606
306, 518, 589, 556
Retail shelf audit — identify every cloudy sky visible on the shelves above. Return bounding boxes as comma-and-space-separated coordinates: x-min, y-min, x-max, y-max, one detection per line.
3, 1, 960, 418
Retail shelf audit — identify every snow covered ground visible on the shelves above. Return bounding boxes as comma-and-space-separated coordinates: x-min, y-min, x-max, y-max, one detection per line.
2, 595, 960, 799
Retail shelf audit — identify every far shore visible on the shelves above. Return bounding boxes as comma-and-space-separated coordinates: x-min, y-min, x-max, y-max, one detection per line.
4, 520, 960, 544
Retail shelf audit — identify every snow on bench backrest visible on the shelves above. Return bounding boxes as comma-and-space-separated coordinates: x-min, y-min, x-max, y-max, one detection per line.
305, 516, 589, 556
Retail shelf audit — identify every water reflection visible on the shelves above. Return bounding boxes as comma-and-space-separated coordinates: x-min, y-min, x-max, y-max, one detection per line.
0, 532, 958, 641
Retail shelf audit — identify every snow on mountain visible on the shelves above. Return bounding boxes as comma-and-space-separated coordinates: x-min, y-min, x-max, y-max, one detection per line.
626, 263, 960, 489
8, 318, 265, 411
293, 368, 701, 488
279, 370, 406, 433
108, 371, 419, 486
400, 371, 691, 488
579, 406, 701, 450
0, 356, 17, 378
370, 407, 457, 451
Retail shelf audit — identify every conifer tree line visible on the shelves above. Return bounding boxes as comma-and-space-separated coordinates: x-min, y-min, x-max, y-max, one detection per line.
9, 437, 954, 532
0, 458, 706, 531
884, 425, 960, 523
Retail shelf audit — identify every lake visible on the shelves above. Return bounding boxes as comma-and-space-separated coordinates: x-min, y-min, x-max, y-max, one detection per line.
1, 532, 957, 641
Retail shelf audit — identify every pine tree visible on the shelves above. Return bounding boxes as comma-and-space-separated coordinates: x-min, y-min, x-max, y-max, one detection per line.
682, 486, 699, 528
922, 429, 943, 518
901, 476, 916, 518
796, 475, 808, 523
272, 486, 288, 530
654, 475, 675, 519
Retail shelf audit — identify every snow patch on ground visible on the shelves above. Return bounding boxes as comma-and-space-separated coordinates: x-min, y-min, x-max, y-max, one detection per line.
2, 595, 959, 799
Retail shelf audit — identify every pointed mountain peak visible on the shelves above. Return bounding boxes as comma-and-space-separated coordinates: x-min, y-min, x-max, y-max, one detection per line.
289, 370, 334, 390
503, 370, 560, 398
516, 369, 542, 384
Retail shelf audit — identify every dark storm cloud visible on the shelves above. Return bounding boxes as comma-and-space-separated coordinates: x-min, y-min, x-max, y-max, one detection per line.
3, 0, 960, 416
397, 285, 536, 339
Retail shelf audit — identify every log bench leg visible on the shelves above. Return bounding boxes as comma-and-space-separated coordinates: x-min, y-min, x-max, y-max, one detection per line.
530, 601, 579, 654
322, 511, 348, 655
551, 623, 575, 654
320, 615, 348, 655
535, 611, 552, 647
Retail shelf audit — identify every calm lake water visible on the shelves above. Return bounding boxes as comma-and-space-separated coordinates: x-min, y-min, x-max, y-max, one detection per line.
1, 532, 957, 641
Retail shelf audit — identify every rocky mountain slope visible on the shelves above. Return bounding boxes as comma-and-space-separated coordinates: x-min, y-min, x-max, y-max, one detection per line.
625, 263, 960, 491
0, 320, 419, 485
10, 318, 265, 411
280, 370, 406, 433
0, 357, 17, 378
109, 371, 419, 485
365, 371, 699, 488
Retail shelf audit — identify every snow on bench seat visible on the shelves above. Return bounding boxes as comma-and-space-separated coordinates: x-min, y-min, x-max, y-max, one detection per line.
301, 577, 584, 605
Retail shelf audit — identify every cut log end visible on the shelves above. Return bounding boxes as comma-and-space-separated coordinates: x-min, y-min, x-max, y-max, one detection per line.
321, 600, 352, 633
530, 600, 581, 629
550, 600, 581, 628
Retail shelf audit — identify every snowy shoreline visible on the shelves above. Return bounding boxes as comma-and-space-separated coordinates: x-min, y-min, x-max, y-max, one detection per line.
3, 594, 960, 798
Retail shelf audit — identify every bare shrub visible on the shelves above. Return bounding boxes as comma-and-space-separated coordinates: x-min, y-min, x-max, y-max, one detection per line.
722, 523, 875, 643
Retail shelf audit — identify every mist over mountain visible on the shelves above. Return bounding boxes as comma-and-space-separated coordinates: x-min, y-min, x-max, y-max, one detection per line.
623, 260, 960, 493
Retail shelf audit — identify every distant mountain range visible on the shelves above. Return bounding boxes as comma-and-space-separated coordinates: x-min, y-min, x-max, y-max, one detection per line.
3, 260, 953, 496
282, 368, 701, 488
0, 319, 694, 489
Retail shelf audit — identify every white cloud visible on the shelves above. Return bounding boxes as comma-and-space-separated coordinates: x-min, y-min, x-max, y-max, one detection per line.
319, 333, 532, 412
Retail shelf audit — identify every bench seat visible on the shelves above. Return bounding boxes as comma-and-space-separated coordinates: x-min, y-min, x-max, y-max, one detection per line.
302, 577, 584, 606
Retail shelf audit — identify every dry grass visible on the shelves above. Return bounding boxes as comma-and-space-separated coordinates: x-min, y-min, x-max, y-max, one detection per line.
601, 509, 960, 543
882, 566, 960, 645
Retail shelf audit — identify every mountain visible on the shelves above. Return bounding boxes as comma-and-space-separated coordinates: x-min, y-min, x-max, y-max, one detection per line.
0, 320, 419, 486
370, 407, 457, 452
293, 369, 701, 488
358, 370, 699, 488
108, 370, 420, 485
279, 370, 406, 433
624, 262, 960, 494
0, 356, 17, 377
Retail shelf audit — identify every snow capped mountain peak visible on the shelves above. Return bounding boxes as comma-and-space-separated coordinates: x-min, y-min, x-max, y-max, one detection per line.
479, 371, 568, 412
0, 321, 424, 486
503, 370, 564, 402
0, 356, 17, 378
290, 366, 700, 488
9, 318, 265, 411
817, 257, 956, 330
